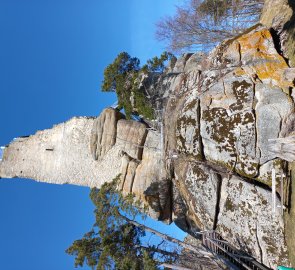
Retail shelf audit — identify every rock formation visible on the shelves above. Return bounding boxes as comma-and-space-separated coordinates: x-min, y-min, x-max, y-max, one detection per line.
1, 1, 295, 269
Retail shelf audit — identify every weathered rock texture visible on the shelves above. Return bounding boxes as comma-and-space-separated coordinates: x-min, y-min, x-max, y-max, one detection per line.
217, 176, 287, 267
260, 0, 295, 67
0, 109, 168, 221
160, 24, 294, 268
1, 1, 295, 269
0, 116, 122, 187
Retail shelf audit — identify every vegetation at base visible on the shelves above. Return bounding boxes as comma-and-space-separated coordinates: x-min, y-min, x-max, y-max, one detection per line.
102, 52, 175, 119
66, 176, 179, 270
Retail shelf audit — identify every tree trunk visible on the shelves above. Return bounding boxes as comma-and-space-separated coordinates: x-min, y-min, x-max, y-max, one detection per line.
161, 263, 193, 270
123, 216, 212, 257
140, 245, 179, 258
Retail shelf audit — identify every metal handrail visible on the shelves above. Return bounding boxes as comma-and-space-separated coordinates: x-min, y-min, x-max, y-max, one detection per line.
202, 231, 271, 270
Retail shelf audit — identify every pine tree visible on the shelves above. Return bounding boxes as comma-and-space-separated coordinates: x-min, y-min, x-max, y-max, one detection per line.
101, 52, 174, 119
66, 176, 175, 269
66, 176, 216, 269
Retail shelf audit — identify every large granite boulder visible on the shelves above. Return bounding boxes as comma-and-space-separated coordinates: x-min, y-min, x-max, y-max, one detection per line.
116, 119, 148, 160
90, 108, 124, 160
174, 161, 220, 230
217, 176, 288, 268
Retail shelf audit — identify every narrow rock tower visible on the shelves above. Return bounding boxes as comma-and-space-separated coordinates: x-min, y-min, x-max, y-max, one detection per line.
0, 108, 170, 221
0, 116, 117, 187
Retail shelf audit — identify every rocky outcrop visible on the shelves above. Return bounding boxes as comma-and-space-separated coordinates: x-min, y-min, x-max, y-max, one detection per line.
260, 0, 293, 28
145, 22, 293, 267
0, 108, 169, 221
1, 1, 295, 269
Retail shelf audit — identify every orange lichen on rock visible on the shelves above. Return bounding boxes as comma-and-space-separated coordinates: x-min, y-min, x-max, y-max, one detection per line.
234, 67, 246, 77
237, 28, 294, 91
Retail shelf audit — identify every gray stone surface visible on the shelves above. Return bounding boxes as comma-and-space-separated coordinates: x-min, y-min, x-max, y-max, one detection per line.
255, 83, 293, 163
200, 73, 258, 177
176, 96, 201, 158
174, 162, 220, 230
173, 53, 193, 73
116, 119, 148, 160
217, 176, 288, 269
183, 52, 204, 72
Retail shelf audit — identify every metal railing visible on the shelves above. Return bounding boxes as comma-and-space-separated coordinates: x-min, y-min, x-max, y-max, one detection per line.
202, 231, 271, 270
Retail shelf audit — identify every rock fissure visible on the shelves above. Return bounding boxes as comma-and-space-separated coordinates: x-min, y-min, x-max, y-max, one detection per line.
237, 41, 242, 65
197, 99, 205, 161
270, 27, 288, 63
213, 174, 222, 230
255, 222, 264, 263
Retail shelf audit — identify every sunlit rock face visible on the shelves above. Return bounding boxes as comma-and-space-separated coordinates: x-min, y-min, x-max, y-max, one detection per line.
155, 24, 294, 268
217, 176, 287, 268
0, 116, 123, 187
90, 107, 123, 159
174, 160, 220, 231
1, 2, 295, 268
0, 108, 169, 222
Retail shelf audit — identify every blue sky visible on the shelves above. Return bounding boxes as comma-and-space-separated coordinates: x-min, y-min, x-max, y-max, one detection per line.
0, 0, 186, 269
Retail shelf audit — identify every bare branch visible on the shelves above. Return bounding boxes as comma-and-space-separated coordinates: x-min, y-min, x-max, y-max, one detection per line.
156, 0, 264, 52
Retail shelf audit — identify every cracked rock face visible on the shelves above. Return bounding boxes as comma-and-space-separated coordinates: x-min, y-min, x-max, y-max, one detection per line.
1, 14, 295, 270
255, 83, 293, 164
174, 161, 220, 231
157, 25, 294, 268
200, 75, 257, 176
90, 107, 124, 159
166, 26, 294, 181
217, 176, 288, 267
176, 97, 202, 158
